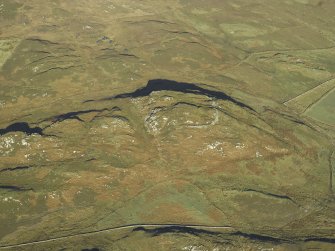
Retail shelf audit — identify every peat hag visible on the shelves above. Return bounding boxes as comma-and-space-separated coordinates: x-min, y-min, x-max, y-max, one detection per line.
0, 122, 43, 136
100, 79, 254, 111
132, 226, 221, 237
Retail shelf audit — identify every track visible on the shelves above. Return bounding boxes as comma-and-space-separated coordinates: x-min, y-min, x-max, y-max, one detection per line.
0, 223, 234, 249
283, 77, 335, 106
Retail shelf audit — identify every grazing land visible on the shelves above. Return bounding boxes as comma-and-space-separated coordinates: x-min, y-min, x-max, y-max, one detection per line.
0, 0, 334, 250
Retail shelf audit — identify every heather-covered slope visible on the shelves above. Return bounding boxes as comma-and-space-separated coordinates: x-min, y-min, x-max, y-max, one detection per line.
0, 0, 334, 250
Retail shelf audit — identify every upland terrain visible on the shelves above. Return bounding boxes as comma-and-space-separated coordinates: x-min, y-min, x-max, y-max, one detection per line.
0, 0, 335, 250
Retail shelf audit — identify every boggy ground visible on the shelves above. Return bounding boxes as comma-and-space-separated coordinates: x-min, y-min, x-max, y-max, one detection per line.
0, 0, 334, 250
